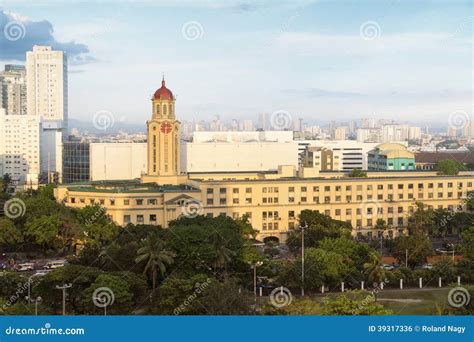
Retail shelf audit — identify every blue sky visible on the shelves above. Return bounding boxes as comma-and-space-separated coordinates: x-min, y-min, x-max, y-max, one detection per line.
0, 0, 472, 127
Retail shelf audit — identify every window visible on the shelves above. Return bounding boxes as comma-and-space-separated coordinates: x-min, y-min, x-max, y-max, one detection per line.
313, 186, 320, 192
219, 188, 227, 194
289, 210, 295, 219
124, 199, 130, 205
346, 209, 352, 215
207, 198, 213, 205
301, 186, 307, 192
136, 199, 143, 205
233, 198, 239, 204
245, 198, 252, 204
233, 188, 239, 194
289, 187, 295, 192
246, 188, 252, 193
150, 214, 157, 222
137, 215, 144, 223
124, 215, 131, 223
335, 209, 341, 216
148, 199, 157, 205
220, 198, 227, 205
207, 188, 214, 194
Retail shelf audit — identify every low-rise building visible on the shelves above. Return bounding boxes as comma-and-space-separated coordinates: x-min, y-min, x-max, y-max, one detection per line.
368, 143, 415, 171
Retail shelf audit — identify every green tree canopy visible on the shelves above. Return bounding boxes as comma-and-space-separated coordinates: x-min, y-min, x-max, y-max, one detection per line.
435, 159, 466, 175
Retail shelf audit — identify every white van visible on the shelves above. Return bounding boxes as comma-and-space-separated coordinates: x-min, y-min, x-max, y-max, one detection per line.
45, 260, 67, 269
17, 263, 35, 271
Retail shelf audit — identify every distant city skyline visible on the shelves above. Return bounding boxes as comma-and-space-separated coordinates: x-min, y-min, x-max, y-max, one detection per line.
0, 0, 472, 126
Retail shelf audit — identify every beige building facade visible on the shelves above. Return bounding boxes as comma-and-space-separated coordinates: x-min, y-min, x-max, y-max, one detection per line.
54, 80, 474, 242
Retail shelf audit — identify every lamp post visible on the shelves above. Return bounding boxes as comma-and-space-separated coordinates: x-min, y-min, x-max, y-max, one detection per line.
300, 222, 308, 297
249, 261, 263, 310
55, 284, 72, 316
405, 249, 408, 268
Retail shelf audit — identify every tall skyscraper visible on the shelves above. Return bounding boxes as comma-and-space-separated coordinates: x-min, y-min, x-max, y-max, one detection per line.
27, 45, 68, 178
0, 64, 27, 116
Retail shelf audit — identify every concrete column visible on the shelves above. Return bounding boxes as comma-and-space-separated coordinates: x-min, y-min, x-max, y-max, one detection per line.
321, 285, 325, 294
419, 277, 422, 289
457, 276, 461, 286
438, 277, 442, 288
400, 279, 403, 289
361, 281, 364, 290
259, 287, 263, 297
341, 282, 345, 292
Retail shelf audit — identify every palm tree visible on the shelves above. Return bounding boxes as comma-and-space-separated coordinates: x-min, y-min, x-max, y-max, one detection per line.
363, 252, 386, 302
208, 231, 234, 275
135, 232, 175, 290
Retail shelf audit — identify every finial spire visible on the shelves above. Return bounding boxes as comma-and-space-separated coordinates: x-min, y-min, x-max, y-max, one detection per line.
162, 73, 165, 87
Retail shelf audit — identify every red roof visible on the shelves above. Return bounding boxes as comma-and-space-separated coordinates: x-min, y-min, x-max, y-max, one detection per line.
153, 78, 174, 100
415, 152, 474, 164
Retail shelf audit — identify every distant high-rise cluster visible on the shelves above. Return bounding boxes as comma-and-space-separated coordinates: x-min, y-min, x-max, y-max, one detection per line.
0, 45, 67, 190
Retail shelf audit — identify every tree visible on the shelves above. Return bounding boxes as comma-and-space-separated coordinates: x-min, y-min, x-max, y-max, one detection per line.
431, 257, 456, 283
24, 215, 62, 249
408, 202, 434, 236
286, 210, 351, 253
194, 278, 253, 315
348, 169, 367, 177
363, 252, 385, 301
322, 291, 392, 315
435, 159, 466, 175
460, 226, 474, 260
0, 218, 23, 246
81, 273, 134, 314
392, 235, 433, 268
135, 232, 175, 290
208, 230, 235, 275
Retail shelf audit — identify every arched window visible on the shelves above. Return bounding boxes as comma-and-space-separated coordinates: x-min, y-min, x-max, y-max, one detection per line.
163, 104, 167, 116
170, 104, 173, 116
156, 104, 160, 115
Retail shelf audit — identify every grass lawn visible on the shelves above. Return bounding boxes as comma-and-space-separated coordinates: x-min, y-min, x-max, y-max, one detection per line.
307, 288, 453, 315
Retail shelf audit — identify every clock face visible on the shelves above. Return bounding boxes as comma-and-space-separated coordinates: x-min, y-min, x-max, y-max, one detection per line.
160, 121, 173, 134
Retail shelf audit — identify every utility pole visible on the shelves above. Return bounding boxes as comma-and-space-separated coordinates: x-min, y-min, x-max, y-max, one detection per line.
301, 222, 308, 297
405, 249, 408, 268
56, 284, 72, 316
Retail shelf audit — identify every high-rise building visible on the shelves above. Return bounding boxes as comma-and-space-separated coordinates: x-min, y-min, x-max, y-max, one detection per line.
0, 65, 27, 116
333, 127, 347, 140
27, 45, 68, 177
0, 109, 40, 189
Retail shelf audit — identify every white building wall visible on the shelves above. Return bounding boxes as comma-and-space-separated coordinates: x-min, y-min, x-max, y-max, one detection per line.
192, 131, 294, 143
0, 110, 40, 188
90, 143, 147, 181
181, 142, 299, 173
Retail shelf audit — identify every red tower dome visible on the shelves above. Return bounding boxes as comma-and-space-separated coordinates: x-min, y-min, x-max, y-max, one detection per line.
153, 76, 174, 100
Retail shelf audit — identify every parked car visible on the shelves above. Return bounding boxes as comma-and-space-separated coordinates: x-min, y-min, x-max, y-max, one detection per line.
382, 264, 395, 271
44, 260, 67, 269
421, 263, 433, 270
16, 263, 35, 272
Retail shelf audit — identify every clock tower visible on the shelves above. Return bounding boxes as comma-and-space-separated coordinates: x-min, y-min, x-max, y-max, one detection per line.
143, 77, 187, 185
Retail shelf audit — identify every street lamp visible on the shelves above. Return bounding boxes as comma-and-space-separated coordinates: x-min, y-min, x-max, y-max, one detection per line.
300, 222, 308, 297
26, 296, 42, 316
249, 261, 263, 310
55, 284, 72, 316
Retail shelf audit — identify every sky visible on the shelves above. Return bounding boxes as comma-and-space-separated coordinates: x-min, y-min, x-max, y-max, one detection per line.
0, 0, 472, 128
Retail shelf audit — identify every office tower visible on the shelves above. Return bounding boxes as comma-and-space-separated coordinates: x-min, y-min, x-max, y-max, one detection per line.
0, 64, 27, 116
27, 45, 68, 177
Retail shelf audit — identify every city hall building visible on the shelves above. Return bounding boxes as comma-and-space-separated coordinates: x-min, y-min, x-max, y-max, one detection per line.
54, 80, 474, 242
